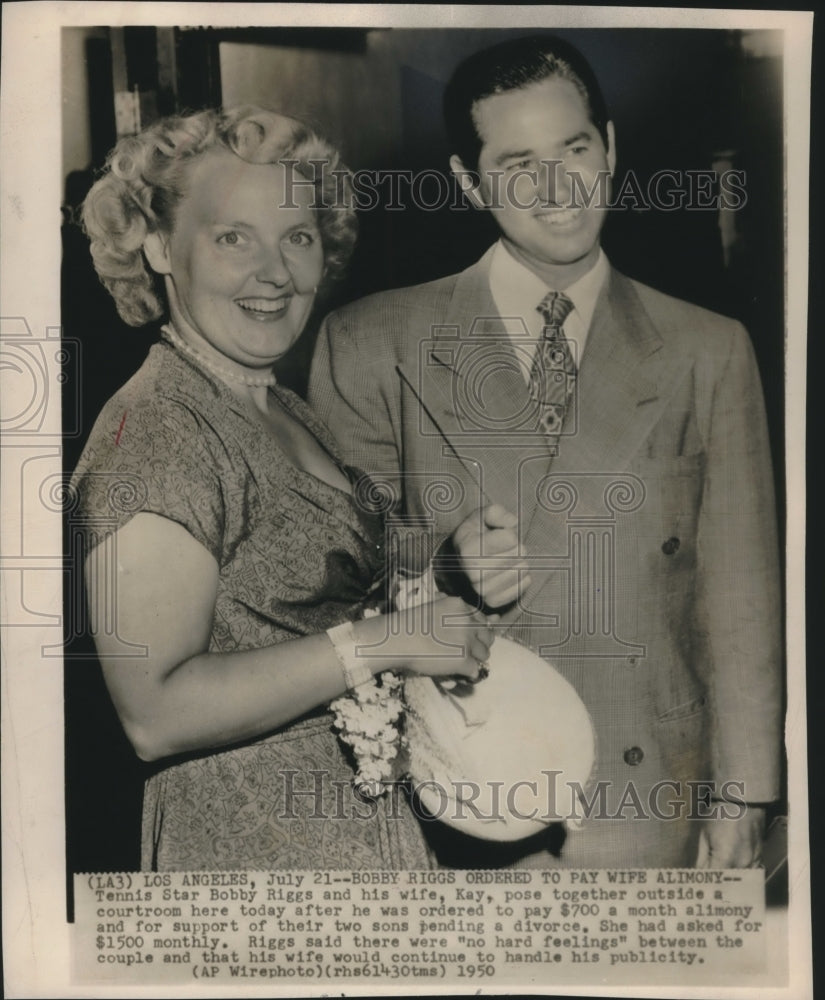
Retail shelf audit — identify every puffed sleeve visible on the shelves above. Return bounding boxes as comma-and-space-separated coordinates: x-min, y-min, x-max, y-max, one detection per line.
71, 391, 226, 563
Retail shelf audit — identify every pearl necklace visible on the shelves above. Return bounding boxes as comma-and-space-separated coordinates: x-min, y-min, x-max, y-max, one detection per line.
161, 324, 278, 388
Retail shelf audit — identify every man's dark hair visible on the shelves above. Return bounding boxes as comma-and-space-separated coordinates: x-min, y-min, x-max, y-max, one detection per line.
443, 35, 610, 172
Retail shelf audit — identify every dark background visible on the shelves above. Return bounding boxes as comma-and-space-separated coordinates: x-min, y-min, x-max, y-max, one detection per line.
61, 26, 788, 893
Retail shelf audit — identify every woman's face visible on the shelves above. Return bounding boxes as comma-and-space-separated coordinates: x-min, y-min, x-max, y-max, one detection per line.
149, 149, 324, 370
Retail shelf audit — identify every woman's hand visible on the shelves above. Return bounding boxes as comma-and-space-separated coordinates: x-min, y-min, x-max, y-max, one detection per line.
354, 596, 495, 682
451, 504, 530, 609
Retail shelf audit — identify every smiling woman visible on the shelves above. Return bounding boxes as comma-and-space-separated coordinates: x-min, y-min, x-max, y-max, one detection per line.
71, 107, 498, 871
141, 151, 325, 372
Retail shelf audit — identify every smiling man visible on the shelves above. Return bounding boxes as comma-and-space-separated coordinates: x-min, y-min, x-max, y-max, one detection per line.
310, 35, 782, 870
453, 64, 614, 288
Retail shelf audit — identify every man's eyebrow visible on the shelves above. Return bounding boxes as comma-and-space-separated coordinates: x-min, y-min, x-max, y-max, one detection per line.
492, 131, 595, 166
564, 130, 594, 146
493, 148, 534, 166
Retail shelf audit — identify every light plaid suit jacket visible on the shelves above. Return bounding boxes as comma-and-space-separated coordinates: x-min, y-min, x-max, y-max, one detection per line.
309, 248, 782, 868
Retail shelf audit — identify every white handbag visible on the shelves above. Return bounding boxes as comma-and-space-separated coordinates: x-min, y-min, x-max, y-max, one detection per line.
404, 636, 596, 841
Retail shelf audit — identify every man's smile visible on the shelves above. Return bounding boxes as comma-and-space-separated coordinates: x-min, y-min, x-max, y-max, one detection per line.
534, 206, 585, 227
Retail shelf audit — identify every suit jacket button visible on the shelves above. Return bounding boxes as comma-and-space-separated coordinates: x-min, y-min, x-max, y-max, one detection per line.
627, 656, 638, 667
661, 536, 680, 555
623, 746, 644, 766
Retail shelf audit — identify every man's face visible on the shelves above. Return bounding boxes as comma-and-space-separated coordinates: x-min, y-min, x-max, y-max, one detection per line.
457, 75, 615, 288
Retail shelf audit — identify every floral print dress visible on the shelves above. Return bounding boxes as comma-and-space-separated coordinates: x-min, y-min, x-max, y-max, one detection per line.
71, 336, 432, 870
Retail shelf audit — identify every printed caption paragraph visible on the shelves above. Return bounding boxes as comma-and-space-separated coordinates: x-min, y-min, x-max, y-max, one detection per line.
74, 869, 766, 986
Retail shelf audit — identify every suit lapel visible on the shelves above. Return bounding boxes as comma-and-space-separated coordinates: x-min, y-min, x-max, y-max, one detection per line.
522, 268, 692, 609
398, 248, 543, 515
399, 258, 691, 584
550, 268, 667, 475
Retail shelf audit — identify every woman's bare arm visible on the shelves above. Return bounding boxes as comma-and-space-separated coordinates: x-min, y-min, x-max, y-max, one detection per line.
89, 512, 491, 762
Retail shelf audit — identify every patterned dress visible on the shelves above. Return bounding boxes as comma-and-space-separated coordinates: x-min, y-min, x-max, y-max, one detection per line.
71, 337, 432, 870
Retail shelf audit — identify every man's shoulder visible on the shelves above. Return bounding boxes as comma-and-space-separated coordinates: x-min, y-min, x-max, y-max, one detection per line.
329, 270, 463, 328
318, 270, 471, 367
625, 274, 744, 343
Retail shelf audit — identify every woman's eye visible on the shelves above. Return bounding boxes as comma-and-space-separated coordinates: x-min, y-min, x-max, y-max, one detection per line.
217, 231, 246, 246
286, 231, 315, 247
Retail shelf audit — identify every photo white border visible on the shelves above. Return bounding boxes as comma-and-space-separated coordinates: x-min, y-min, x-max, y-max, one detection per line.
0, 3, 811, 997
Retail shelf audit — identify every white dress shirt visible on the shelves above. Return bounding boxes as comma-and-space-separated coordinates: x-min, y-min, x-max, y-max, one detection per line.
488, 240, 609, 383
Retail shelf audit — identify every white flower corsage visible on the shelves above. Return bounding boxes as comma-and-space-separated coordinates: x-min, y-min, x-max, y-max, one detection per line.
330, 669, 405, 798
329, 568, 438, 798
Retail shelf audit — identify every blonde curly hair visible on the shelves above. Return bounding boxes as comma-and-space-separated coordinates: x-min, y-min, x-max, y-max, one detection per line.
82, 107, 358, 327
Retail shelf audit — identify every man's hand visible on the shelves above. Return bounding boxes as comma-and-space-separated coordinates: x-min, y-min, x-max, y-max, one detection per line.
451, 504, 530, 609
359, 596, 495, 681
695, 806, 766, 868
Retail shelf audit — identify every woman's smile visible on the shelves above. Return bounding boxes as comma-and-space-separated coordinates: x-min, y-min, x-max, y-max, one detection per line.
235, 294, 294, 321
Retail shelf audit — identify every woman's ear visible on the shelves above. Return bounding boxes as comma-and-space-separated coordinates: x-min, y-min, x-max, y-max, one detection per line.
143, 231, 172, 275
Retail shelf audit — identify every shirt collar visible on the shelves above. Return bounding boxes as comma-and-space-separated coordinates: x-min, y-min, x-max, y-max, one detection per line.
489, 239, 609, 334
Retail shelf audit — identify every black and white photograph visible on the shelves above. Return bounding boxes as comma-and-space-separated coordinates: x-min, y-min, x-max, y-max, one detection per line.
0, 2, 813, 996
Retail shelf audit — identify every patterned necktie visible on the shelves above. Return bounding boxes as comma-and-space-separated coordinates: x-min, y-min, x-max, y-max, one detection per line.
529, 290, 576, 452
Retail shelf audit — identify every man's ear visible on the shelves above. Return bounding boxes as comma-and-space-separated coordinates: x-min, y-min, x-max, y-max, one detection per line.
449, 154, 487, 209
605, 121, 617, 177
143, 231, 172, 276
